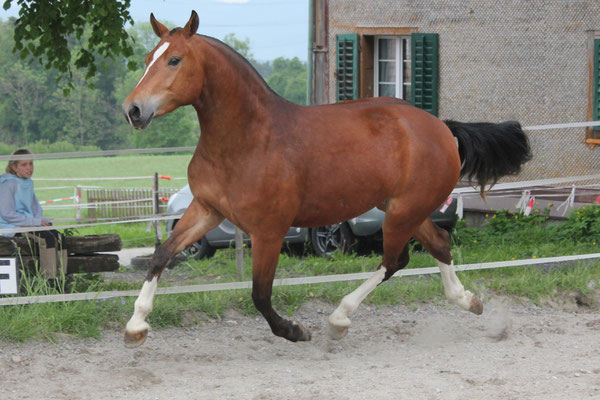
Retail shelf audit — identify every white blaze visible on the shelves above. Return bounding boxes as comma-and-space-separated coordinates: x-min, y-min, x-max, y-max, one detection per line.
136, 42, 170, 88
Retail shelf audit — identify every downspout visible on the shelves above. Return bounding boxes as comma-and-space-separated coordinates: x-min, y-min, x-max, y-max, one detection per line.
308, 0, 329, 105
307, 0, 314, 105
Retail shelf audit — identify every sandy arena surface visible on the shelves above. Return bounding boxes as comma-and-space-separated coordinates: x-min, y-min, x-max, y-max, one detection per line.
2, 295, 600, 400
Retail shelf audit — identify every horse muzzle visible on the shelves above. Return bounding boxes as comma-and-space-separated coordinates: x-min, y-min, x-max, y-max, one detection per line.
123, 102, 155, 130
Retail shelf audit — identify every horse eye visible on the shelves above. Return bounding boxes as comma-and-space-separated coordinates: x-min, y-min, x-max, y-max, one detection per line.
168, 57, 181, 66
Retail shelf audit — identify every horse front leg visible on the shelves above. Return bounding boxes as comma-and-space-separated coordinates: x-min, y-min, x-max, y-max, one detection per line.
124, 200, 223, 347
251, 235, 311, 342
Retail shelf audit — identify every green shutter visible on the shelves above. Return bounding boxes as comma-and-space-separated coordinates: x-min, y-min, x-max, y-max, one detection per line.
594, 39, 600, 125
411, 33, 439, 116
336, 34, 359, 101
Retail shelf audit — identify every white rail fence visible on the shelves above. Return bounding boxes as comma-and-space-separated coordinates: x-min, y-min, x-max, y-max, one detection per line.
0, 120, 599, 304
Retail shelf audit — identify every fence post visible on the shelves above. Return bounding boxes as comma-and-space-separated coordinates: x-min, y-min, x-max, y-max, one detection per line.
153, 172, 161, 249
235, 227, 244, 279
75, 185, 82, 221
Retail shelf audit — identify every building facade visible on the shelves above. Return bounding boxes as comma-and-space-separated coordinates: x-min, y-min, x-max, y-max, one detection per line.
310, 0, 600, 181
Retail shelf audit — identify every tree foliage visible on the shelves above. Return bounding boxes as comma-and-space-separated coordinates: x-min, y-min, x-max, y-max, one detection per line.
0, 18, 198, 150
223, 33, 253, 60
0, 17, 308, 151
267, 57, 308, 105
3, 0, 136, 86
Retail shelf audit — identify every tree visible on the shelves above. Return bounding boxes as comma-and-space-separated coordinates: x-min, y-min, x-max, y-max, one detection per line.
223, 33, 253, 60
221, 33, 275, 79
128, 19, 172, 55
2, 0, 136, 85
266, 57, 308, 105
0, 62, 47, 144
49, 70, 122, 148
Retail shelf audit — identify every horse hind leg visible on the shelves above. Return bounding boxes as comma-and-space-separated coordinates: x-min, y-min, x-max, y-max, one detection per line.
413, 218, 483, 315
328, 211, 413, 340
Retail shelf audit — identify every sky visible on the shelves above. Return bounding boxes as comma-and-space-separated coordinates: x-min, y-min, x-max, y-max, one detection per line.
0, 0, 309, 62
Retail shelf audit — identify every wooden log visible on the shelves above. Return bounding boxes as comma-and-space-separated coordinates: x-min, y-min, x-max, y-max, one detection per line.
0, 237, 34, 256
0, 234, 122, 256
63, 234, 122, 254
66, 254, 120, 273
18, 254, 120, 274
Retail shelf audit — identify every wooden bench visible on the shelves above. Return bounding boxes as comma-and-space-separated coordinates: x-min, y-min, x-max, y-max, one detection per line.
0, 234, 122, 274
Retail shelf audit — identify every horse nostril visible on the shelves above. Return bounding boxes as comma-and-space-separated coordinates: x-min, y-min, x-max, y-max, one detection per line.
128, 104, 141, 122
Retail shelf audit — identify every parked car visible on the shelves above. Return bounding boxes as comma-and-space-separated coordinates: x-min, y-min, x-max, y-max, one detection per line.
310, 201, 457, 257
166, 185, 457, 259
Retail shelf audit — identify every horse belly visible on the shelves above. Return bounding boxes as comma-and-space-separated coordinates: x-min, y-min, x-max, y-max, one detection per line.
292, 161, 393, 227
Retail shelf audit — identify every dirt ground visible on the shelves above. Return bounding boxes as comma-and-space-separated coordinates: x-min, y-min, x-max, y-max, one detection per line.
2, 295, 600, 400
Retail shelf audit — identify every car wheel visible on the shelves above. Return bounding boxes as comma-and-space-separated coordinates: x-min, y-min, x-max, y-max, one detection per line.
179, 237, 216, 260
310, 223, 357, 257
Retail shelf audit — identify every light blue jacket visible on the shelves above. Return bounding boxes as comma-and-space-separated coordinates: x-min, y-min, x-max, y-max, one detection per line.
0, 173, 50, 237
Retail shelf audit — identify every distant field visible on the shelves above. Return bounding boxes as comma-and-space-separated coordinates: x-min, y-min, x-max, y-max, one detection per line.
32, 153, 193, 221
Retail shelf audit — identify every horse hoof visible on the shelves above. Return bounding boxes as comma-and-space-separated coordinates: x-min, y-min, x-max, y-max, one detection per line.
124, 329, 148, 348
292, 321, 312, 342
469, 295, 484, 315
328, 323, 349, 340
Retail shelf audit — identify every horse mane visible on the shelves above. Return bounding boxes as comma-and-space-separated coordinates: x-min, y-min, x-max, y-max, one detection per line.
169, 28, 282, 100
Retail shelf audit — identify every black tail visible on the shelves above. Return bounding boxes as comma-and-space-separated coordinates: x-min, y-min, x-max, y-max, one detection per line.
444, 120, 532, 195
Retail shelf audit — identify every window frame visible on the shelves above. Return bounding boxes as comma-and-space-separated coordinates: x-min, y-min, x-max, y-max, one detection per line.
373, 36, 411, 99
355, 27, 416, 99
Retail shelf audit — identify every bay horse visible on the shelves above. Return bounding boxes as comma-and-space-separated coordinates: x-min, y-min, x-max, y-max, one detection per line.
122, 11, 531, 346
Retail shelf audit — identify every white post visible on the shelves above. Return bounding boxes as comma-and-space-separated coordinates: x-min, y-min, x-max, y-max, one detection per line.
235, 227, 244, 279
75, 185, 82, 221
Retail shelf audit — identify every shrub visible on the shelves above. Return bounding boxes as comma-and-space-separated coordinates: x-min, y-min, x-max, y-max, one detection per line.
557, 205, 600, 243
453, 206, 600, 247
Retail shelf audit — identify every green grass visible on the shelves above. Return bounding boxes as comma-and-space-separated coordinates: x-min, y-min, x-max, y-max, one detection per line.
3, 161, 600, 342
33, 154, 192, 221
3, 258, 599, 342
72, 221, 165, 248
34, 154, 191, 189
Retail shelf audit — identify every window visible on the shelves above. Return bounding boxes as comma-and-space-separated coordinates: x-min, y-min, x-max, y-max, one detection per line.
374, 36, 411, 101
335, 32, 439, 116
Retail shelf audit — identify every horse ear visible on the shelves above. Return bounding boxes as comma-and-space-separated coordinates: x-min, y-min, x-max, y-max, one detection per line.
150, 13, 169, 38
183, 10, 199, 37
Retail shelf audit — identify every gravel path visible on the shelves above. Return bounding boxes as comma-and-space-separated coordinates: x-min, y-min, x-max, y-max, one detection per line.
2, 296, 600, 399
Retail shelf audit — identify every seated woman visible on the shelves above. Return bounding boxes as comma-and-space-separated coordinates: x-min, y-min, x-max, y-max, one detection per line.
0, 149, 68, 285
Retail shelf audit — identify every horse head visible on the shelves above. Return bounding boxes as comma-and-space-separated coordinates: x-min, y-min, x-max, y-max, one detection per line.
123, 11, 203, 130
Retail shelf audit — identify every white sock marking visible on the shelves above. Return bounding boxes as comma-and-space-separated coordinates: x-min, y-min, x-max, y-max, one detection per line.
438, 260, 474, 310
136, 42, 170, 88
125, 276, 158, 333
329, 267, 387, 328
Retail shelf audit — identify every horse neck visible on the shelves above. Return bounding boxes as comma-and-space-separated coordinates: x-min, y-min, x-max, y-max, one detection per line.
192, 38, 285, 146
